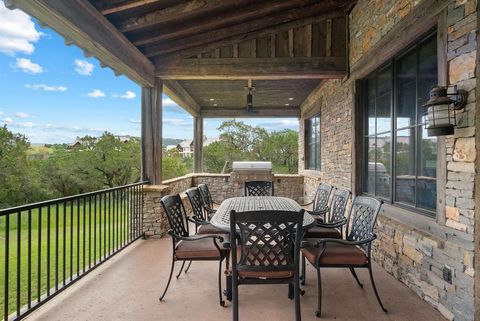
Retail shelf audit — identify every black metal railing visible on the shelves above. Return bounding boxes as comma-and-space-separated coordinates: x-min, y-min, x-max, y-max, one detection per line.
0, 181, 147, 320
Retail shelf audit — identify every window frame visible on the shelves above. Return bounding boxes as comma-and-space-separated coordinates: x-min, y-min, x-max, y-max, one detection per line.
360, 31, 438, 217
305, 113, 321, 171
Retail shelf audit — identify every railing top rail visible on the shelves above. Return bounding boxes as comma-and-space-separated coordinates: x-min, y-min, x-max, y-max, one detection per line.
0, 180, 149, 216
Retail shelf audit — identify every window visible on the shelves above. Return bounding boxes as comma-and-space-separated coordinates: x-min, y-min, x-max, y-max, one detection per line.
306, 114, 321, 171
362, 33, 438, 215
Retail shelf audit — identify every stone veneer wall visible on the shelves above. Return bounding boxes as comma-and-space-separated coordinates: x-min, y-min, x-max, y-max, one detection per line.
299, 1, 477, 320
143, 173, 305, 238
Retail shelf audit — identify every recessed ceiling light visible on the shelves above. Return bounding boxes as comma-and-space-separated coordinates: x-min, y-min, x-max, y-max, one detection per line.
213, 103, 218, 106
288, 97, 294, 101
209, 98, 215, 101
285, 103, 290, 106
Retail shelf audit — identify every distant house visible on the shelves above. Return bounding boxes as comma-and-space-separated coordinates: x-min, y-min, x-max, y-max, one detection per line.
176, 137, 219, 158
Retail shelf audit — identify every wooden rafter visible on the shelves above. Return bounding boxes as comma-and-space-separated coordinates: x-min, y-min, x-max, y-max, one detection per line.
141, 2, 350, 58
100, 0, 174, 15
163, 80, 201, 117
130, 0, 319, 46
201, 106, 300, 118
6, 0, 155, 87
155, 57, 346, 80
118, 0, 256, 33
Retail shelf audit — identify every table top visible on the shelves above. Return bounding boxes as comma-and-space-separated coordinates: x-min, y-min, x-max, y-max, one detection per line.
210, 196, 315, 231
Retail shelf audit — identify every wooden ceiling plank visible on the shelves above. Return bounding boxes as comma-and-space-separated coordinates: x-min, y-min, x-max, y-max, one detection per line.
131, 0, 320, 46
163, 80, 201, 117
201, 106, 300, 118
7, 0, 154, 87
143, 3, 351, 58
119, 0, 256, 33
155, 57, 346, 80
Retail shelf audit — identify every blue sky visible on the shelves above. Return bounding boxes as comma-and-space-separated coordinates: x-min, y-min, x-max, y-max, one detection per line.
0, 1, 298, 144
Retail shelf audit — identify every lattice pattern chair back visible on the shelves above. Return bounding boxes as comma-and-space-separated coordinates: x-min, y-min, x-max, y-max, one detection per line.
160, 194, 189, 238
245, 181, 274, 196
313, 183, 333, 212
328, 188, 351, 223
186, 187, 207, 222
346, 196, 381, 251
230, 210, 304, 272
198, 183, 214, 208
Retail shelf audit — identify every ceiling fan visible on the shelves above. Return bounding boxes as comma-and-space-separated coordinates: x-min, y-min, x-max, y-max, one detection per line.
244, 79, 257, 114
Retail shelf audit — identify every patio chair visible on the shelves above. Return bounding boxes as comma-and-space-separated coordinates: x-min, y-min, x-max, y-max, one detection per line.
300, 196, 387, 317
159, 194, 229, 306
301, 188, 350, 285
186, 187, 226, 235
228, 209, 305, 321
198, 183, 221, 217
301, 183, 334, 222
244, 180, 274, 196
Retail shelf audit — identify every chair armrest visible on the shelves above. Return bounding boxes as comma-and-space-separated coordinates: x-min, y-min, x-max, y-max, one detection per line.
316, 218, 347, 229
299, 200, 313, 207
204, 206, 216, 214
314, 233, 377, 248
169, 230, 224, 243
223, 241, 231, 249
300, 240, 312, 248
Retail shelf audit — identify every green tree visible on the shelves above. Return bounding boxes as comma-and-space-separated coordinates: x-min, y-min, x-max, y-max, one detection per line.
162, 148, 189, 180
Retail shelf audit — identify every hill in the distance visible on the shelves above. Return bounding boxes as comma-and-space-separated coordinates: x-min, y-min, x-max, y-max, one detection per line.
163, 138, 184, 146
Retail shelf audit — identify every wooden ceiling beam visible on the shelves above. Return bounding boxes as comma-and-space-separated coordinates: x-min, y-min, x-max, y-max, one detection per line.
163, 80, 201, 117
6, 0, 155, 87
201, 106, 300, 118
119, 0, 256, 33
100, 0, 171, 15
131, 0, 319, 46
155, 57, 346, 80
142, 3, 351, 58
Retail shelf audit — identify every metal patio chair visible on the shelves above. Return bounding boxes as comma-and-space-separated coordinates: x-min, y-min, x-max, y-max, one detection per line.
228, 209, 305, 321
186, 187, 226, 235
159, 194, 228, 306
301, 183, 334, 222
300, 196, 387, 317
244, 180, 274, 196
301, 188, 351, 284
198, 183, 221, 217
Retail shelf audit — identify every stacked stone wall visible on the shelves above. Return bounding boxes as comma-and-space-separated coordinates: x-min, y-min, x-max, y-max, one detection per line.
299, 0, 477, 320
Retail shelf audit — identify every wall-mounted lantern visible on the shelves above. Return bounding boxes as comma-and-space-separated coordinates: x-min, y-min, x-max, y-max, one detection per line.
423, 86, 467, 136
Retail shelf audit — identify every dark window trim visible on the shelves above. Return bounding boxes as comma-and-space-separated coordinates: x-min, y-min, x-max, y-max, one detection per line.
305, 113, 321, 171
360, 30, 438, 218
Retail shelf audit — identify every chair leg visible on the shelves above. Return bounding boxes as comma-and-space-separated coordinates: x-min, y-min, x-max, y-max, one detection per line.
159, 258, 175, 301
315, 267, 322, 318
294, 276, 301, 321
301, 255, 306, 285
349, 267, 363, 288
176, 261, 186, 279
288, 283, 294, 300
218, 259, 225, 307
368, 264, 387, 313
185, 260, 193, 273
232, 276, 239, 321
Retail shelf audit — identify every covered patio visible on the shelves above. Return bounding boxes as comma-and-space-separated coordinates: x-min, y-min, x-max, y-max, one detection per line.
2, 0, 478, 321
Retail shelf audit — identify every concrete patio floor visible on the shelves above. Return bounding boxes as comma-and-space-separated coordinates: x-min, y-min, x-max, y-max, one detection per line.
26, 238, 446, 321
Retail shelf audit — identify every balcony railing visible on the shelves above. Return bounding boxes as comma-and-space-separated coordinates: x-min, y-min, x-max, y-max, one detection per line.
0, 181, 147, 321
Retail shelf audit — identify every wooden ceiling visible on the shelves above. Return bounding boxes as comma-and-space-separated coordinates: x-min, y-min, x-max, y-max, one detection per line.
9, 0, 356, 117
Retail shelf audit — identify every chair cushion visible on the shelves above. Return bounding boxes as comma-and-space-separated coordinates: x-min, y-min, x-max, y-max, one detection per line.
197, 223, 227, 235
175, 238, 223, 260
305, 226, 341, 239
237, 269, 294, 279
301, 242, 368, 266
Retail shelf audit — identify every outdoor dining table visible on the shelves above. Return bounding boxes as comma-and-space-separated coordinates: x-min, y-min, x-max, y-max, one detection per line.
210, 196, 316, 231
210, 196, 315, 302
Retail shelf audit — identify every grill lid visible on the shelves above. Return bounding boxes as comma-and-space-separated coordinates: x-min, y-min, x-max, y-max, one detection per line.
232, 161, 272, 171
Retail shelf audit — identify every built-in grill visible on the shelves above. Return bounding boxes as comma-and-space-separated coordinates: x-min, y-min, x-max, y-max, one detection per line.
231, 162, 273, 195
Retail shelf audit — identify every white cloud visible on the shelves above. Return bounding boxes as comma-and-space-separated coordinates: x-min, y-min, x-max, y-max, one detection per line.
163, 97, 176, 107
114, 90, 136, 99
87, 89, 105, 98
0, 111, 3, 116
164, 118, 192, 127
0, 2, 42, 56
2, 117, 13, 125
74, 59, 94, 76
13, 58, 43, 74
15, 112, 31, 118
16, 121, 35, 128
129, 118, 141, 124
25, 84, 67, 92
